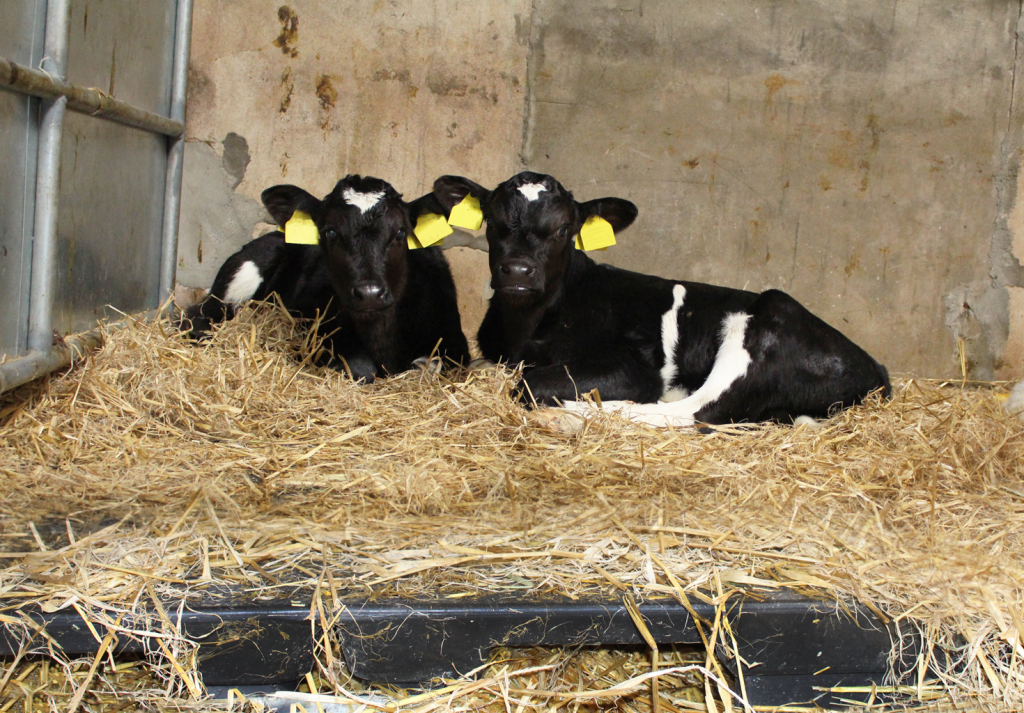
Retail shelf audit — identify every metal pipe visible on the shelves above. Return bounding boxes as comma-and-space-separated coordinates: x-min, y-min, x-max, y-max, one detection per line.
26, 0, 71, 355
0, 309, 162, 395
0, 56, 185, 138
40, 0, 71, 78
0, 329, 104, 395
159, 0, 195, 299
26, 95, 66, 353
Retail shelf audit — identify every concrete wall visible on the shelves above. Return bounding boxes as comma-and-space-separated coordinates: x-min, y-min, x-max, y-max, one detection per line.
179, 0, 527, 337
179, 0, 1024, 380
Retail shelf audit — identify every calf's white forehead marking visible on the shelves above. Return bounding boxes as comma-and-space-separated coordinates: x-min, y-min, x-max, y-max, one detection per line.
659, 284, 687, 398
518, 183, 547, 201
224, 261, 263, 304
342, 188, 385, 213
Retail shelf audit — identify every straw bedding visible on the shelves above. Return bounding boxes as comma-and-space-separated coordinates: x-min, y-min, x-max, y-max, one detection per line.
1, 302, 1022, 712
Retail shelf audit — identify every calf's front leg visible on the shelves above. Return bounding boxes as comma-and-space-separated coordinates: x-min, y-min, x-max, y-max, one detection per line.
518, 349, 662, 406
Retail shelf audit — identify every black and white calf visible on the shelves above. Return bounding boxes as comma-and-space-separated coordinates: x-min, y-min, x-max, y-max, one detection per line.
431, 171, 890, 426
182, 175, 470, 382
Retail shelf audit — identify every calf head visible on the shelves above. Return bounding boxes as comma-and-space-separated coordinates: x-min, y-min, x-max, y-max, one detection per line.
433, 172, 638, 308
262, 176, 443, 318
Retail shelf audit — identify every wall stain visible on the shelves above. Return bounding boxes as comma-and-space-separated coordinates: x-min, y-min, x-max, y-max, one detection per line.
427, 70, 498, 103
222, 133, 251, 189
427, 71, 468, 97
866, 113, 881, 150
279, 68, 293, 113
827, 148, 852, 169
316, 75, 338, 109
188, 64, 212, 101
373, 68, 411, 84
448, 130, 484, 159
315, 75, 339, 129
273, 6, 299, 58
764, 73, 796, 105
373, 68, 419, 98
108, 41, 116, 96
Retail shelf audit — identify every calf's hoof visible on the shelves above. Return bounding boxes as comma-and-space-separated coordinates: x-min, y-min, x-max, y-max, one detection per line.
527, 408, 585, 435
793, 415, 823, 431
413, 356, 444, 374
327, 354, 377, 383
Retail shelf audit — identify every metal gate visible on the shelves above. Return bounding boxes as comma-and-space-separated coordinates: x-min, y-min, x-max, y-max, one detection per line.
0, 0, 193, 394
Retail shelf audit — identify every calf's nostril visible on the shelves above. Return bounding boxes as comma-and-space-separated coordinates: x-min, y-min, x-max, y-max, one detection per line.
352, 282, 387, 302
501, 262, 535, 279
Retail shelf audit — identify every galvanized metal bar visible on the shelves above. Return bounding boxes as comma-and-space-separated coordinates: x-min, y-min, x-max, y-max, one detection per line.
26, 0, 71, 355
26, 94, 66, 353
0, 309, 163, 395
39, 0, 71, 78
159, 0, 196, 298
0, 55, 185, 138
0, 328, 103, 394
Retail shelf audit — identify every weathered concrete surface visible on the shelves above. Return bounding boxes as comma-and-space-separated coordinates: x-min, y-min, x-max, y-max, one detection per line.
521, 0, 1024, 379
1004, 287, 1024, 375
179, 0, 1024, 378
177, 140, 266, 289
184, 1, 527, 200
180, 0, 528, 321
445, 246, 491, 350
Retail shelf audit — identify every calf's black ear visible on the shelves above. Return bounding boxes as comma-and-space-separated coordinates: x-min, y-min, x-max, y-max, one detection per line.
577, 197, 639, 233
261, 185, 321, 228
406, 191, 449, 222
432, 175, 492, 216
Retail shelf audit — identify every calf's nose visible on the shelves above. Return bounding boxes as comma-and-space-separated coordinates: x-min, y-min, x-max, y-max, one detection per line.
350, 281, 392, 309
499, 260, 536, 283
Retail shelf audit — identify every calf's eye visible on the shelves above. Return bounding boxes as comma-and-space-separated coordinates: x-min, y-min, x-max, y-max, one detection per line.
555, 225, 569, 238
324, 229, 338, 241
396, 229, 407, 240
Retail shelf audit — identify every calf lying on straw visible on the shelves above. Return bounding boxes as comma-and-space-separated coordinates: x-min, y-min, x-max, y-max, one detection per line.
430, 171, 889, 428
181, 176, 469, 382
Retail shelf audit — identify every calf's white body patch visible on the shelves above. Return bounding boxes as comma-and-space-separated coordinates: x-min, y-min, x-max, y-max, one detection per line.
518, 183, 547, 201
343, 188, 385, 213
563, 312, 753, 427
661, 387, 689, 403
659, 284, 686, 398
793, 415, 822, 430
224, 261, 263, 304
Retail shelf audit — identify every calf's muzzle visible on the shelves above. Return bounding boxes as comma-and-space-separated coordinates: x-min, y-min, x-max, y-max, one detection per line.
350, 281, 393, 311
496, 259, 539, 292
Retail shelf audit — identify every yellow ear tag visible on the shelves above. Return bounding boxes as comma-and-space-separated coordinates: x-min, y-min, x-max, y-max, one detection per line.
413, 213, 453, 248
576, 215, 616, 251
447, 194, 483, 230
284, 210, 319, 245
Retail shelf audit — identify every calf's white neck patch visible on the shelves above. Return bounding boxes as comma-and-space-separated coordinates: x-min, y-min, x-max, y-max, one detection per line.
224, 260, 263, 304
518, 183, 547, 201
343, 188, 385, 213
660, 284, 687, 396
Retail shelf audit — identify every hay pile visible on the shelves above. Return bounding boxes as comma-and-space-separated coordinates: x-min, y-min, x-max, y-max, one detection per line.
1, 302, 1022, 712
